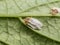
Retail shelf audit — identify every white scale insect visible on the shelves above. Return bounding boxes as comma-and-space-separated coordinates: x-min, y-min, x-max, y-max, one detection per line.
24, 17, 43, 30
51, 7, 60, 15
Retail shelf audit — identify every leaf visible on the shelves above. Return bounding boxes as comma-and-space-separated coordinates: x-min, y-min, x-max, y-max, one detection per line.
0, 0, 60, 45
19, 16, 60, 42
0, 41, 8, 45
0, 17, 60, 45
0, 0, 60, 17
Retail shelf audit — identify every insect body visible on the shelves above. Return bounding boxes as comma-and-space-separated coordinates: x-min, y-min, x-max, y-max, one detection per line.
24, 17, 43, 30
51, 7, 60, 15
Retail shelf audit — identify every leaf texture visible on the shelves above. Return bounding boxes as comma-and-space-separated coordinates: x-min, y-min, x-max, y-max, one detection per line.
19, 16, 60, 42
0, 18, 60, 45
0, 0, 60, 17
0, 0, 60, 45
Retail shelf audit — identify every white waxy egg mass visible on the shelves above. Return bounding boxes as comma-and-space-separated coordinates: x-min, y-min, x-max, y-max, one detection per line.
24, 17, 43, 30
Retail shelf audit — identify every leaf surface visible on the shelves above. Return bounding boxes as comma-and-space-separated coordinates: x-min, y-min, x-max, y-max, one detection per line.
0, 0, 60, 17
0, 0, 60, 45
0, 18, 60, 45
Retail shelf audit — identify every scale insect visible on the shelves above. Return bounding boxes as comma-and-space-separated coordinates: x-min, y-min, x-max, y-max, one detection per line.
23, 17, 43, 30
51, 7, 60, 15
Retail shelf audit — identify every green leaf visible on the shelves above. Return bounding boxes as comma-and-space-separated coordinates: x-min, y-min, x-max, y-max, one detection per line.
0, 41, 8, 45
0, 17, 60, 45
0, 0, 60, 17
19, 16, 60, 42
0, 0, 60, 45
